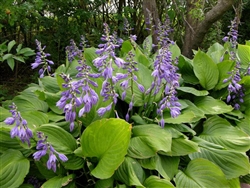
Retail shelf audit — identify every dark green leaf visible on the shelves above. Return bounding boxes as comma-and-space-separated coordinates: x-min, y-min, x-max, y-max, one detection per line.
143, 176, 175, 188
41, 174, 75, 188
7, 40, 16, 52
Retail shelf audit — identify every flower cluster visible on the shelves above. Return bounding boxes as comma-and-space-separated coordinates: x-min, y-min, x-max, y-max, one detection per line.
33, 132, 68, 172
31, 39, 54, 78
4, 103, 33, 146
119, 50, 145, 121
65, 39, 83, 63
92, 23, 125, 116
57, 38, 99, 130
222, 17, 245, 109
146, 18, 181, 127
222, 17, 238, 49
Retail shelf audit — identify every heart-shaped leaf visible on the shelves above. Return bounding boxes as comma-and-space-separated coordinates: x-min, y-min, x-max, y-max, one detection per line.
81, 118, 131, 179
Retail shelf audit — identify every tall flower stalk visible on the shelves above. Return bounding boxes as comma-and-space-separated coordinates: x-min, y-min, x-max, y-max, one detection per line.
92, 23, 125, 116
31, 39, 54, 78
146, 17, 181, 127
223, 17, 245, 109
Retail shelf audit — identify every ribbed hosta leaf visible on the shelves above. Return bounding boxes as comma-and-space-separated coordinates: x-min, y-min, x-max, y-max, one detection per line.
175, 158, 229, 188
0, 149, 30, 188
81, 118, 131, 179
127, 124, 172, 159
190, 137, 250, 179
143, 176, 175, 188
200, 116, 250, 152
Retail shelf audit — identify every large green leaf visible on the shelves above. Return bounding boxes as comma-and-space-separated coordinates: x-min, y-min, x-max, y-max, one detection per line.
200, 116, 250, 152
138, 154, 179, 179
39, 76, 61, 93
62, 154, 84, 170
193, 50, 219, 90
115, 157, 145, 187
21, 111, 49, 130
12, 88, 49, 112
238, 44, 250, 69
207, 42, 225, 63
194, 96, 233, 115
161, 127, 198, 156
175, 158, 229, 188
81, 118, 131, 179
0, 106, 10, 121
0, 128, 31, 155
95, 177, 114, 188
215, 60, 236, 90
190, 137, 250, 179
127, 124, 172, 159
41, 174, 75, 188
177, 87, 209, 96
35, 124, 78, 154
7, 40, 16, 52
236, 117, 250, 136
0, 149, 30, 188
143, 176, 175, 188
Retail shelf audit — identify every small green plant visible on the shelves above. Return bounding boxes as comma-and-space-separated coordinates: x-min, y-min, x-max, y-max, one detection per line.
0, 40, 35, 79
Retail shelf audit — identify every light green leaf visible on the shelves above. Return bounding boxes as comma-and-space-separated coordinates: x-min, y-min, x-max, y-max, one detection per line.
228, 178, 240, 188
41, 174, 75, 188
177, 87, 209, 96
193, 50, 219, 90
238, 44, 250, 69
175, 158, 229, 188
215, 60, 236, 90
81, 118, 131, 179
12, 91, 49, 112
40, 76, 60, 93
190, 137, 250, 179
115, 157, 145, 187
127, 124, 172, 159
21, 111, 49, 129
143, 176, 175, 188
0, 149, 30, 188
142, 35, 153, 56
207, 42, 225, 63
194, 96, 233, 115
162, 127, 199, 156
35, 124, 78, 154
236, 117, 250, 136
0, 106, 10, 121
17, 47, 35, 56
138, 154, 179, 179
13, 55, 25, 63
7, 40, 16, 52
169, 43, 181, 60
2, 53, 13, 61
7, 58, 15, 71
200, 116, 250, 152
164, 100, 205, 124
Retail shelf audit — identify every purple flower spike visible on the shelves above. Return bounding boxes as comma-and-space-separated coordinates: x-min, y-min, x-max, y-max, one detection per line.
222, 17, 245, 109
31, 39, 54, 78
33, 132, 68, 172
4, 103, 33, 146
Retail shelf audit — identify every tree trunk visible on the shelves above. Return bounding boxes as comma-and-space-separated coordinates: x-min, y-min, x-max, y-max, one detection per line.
182, 0, 236, 58
142, 0, 160, 46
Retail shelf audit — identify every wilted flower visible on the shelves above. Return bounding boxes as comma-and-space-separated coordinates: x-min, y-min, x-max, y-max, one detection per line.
4, 103, 33, 146
33, 132, 68, 172
31, 39, 54, 78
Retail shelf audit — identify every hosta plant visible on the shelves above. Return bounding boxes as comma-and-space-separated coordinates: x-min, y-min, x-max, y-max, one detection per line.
0, 17, 249, 188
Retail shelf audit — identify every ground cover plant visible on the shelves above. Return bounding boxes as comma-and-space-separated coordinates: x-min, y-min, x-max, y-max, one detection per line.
0, 16, 250, 188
